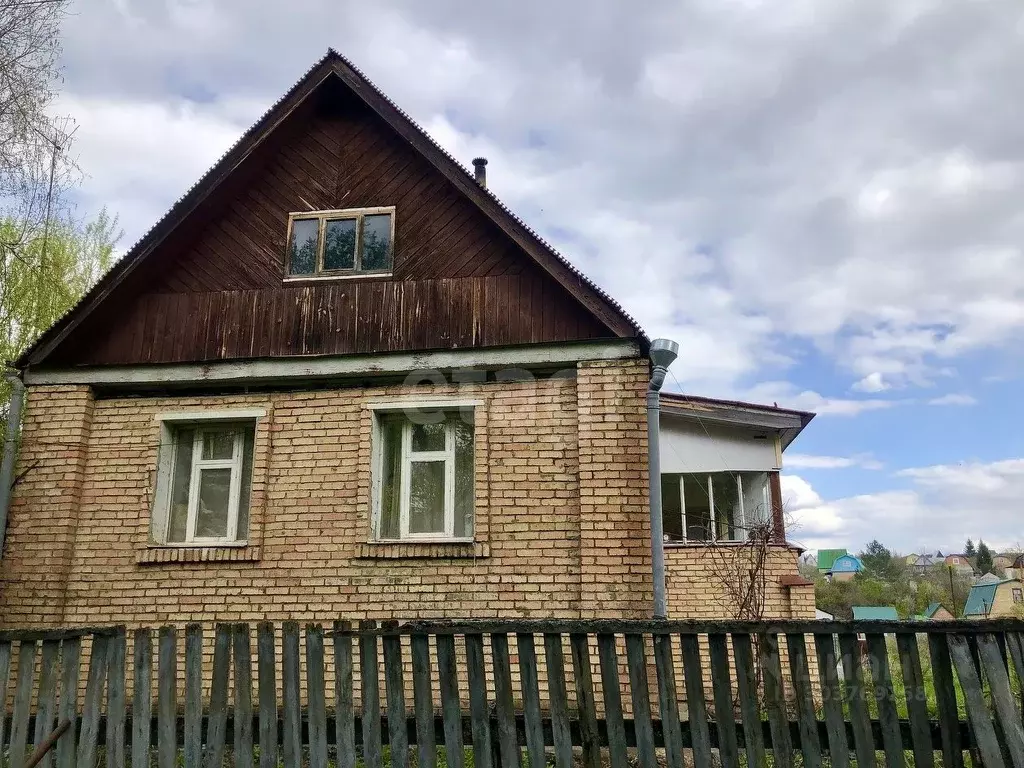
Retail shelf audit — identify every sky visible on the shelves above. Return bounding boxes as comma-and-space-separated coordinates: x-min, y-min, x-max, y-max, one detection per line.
53, 0, 1024, 556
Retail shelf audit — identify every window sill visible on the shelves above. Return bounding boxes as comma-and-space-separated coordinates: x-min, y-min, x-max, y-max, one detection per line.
138, 545, 261, 565
283, 273, 393, 283
355, 541, 489, 560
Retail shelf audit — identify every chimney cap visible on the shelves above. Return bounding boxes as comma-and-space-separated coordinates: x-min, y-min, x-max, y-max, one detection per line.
472, 157, 488, 168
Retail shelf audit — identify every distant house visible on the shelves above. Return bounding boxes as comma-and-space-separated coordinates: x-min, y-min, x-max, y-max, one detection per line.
904, 554, 918, 565
815, 608, 834, 620
994, 553, 1018, 571
909, 554, 940, 573
817, 549, 848, 574
828, 554, 864, 582
944, 554, 976, 576
852, 606, 899, 621
963, 577, 1024, 619
913, 602, 953, 621
1006, 554, 1024, 581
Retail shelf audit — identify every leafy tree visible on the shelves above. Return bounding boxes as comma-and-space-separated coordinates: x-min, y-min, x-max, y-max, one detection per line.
964, 539, 976, 558
0, 210, 119, 445
976, 540, 994, 575
859, 539, 907, 581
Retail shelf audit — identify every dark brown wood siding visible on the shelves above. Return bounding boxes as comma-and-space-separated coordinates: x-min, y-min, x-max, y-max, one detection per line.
47, 79, 614, 366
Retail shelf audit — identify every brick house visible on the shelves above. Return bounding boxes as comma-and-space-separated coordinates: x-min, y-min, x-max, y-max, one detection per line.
0, 51, 814, 629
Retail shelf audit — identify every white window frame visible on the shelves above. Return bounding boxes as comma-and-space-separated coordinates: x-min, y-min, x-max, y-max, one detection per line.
398, 420, 457, 539
368, 401, 480, 543
152, 410, 263, 547
284, 206, 396, 280
677, 472, 770, 543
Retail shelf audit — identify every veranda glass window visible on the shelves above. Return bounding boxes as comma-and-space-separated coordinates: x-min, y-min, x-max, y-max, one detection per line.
661, 471, 771, 542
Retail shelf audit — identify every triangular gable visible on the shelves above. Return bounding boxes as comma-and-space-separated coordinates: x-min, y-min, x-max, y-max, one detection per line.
19, 50, 644, 368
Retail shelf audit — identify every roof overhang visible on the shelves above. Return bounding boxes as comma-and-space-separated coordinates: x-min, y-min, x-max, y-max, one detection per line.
659, 392, 815, 450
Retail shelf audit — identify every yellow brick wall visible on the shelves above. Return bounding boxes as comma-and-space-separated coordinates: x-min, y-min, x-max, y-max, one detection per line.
0, 361, 660, 629
576, 360, 652, 619
664, 545, 815, 620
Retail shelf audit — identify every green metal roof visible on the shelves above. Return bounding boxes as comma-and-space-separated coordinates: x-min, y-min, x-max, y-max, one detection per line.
817, 549, 848, 571
852, 606, 899, 621
923, 602, 943, 618
963, 579, 1015, 617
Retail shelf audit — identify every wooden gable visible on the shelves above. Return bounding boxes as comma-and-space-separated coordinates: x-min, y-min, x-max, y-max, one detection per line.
24, 53, 643, 369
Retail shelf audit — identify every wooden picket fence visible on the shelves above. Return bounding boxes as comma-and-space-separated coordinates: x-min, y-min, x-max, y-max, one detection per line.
1, 618, 1024, 767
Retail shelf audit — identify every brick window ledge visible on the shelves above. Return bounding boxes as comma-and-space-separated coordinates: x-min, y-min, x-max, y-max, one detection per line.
138, 546, 262, 565
355, 541, 489, 560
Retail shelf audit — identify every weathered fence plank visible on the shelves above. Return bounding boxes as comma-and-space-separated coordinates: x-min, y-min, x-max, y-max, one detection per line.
305, 625, 328, 768
680, 633, 712, 766
411, 633, 437, 768
866, 632, 905, 768
759, 633, 793, 768
596, 633, 628, 768
232, 624, 254, 768
33, 640, 60, 766
896, 631, 935, 768
77, 632, 109, 768
256, 622, 278, 768
10, 639, 38, 768
281, 622, 302, 768
132, 629, 152, 768
787, 632, 822, 768
708, 633, 739, 768
653, 633, 683, 768
382, 627, 410, 768
731, 633, 766, 768
978, 632, 1024, 767
158, 628, 177, 768
205, 624, 232, 768
490, 632, 519, 768
516, 632, 544, 768
0, 641, 10, 755
55, 637, 80, 768
950, 633, 1006, 768
184, 624, 203, 768
333, 621, 355, 768
838, 632, 876, 768
543, 633, 573, 768
928, 632, 965, 768
625, 633, 657, 768
359, 620, 383, 768
570, 632, 601, 768
466, 633, 492, 768
106, 631, 127, 768
813, 633, 850, 768
435, 632, 465, 768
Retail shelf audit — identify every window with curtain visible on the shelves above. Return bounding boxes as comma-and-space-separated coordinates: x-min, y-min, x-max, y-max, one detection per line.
373, 409, 474, 540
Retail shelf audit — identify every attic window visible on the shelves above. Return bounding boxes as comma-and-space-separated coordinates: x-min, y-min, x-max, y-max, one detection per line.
286, 207, 394, 278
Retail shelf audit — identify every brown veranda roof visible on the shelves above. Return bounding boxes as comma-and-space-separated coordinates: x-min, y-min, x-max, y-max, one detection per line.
18, 49, 646, 368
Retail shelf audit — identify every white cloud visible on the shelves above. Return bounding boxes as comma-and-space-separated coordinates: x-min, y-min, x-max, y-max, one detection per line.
851, 372, 890, 393
737, 380, 904, 417
928, 393, 978, 406
787, 460, 1024, 553
785, 453, 884, 470
56, 94, 255, 248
